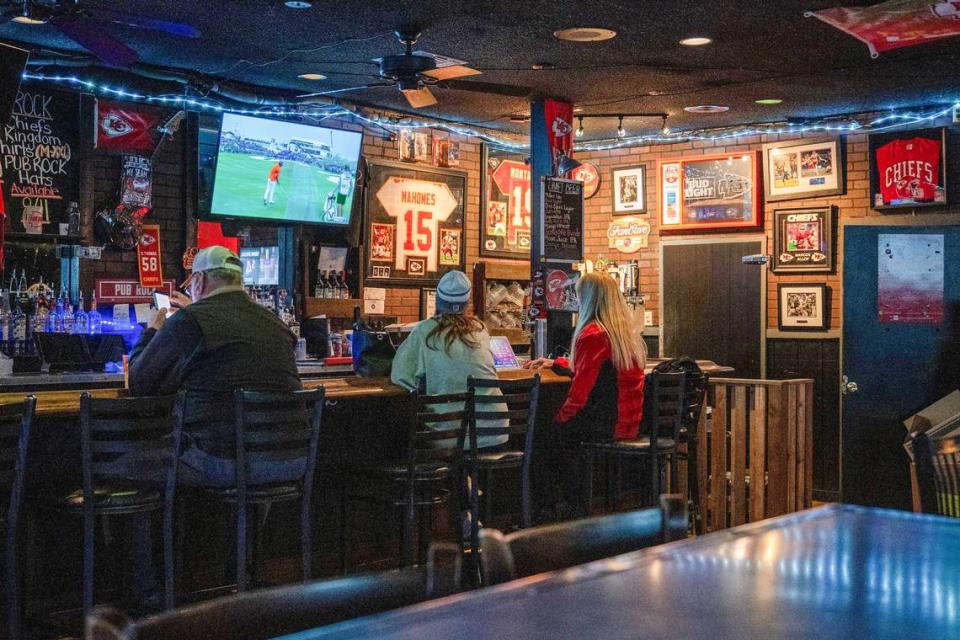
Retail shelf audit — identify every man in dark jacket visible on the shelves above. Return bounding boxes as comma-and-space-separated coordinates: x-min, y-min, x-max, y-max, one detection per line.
129, 245, 302, 486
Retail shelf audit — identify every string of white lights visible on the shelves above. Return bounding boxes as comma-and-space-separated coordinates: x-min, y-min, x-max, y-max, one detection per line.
21, 72, 959, 154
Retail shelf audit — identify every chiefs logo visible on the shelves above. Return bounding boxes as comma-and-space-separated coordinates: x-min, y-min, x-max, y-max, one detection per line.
551, 117, 573, 138
140, 234, 156, 247
101, 114, 134, 138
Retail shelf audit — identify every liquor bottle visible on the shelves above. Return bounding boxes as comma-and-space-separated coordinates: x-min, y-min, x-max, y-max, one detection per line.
88, 291, 102, 335
53, 289, 65, 333
74, 291, 89, 335
61, 294, 75, 334
0, 290, 10, 353
330, 273, 342, 299
339, 271, 350, 299
11, 297, 25, 355
318, 271, 329, 299
34, 280, 48, 334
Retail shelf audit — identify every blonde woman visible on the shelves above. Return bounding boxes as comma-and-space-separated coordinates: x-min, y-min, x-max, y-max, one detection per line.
524, 271, 647, 517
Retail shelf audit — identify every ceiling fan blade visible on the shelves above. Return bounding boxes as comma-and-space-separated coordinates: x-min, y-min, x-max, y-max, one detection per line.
402, 87, 438, 109
439, 79, 531, 98
422, 65, 481, 81
297, 83, 392, 98
98, 10, 201, 38
52, 16, 139, 67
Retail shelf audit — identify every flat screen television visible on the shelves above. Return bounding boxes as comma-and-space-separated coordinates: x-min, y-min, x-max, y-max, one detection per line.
209, 113, 362, 226
240, 246, 280, 286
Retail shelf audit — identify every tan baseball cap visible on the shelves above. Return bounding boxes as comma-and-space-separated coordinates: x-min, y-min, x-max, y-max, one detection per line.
192, 245, 243, 274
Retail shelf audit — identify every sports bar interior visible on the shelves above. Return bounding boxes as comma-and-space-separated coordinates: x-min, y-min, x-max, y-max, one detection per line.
0, 1, 959, 639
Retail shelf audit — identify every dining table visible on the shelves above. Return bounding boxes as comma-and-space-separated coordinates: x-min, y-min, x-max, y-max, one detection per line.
280, 504, 960, 640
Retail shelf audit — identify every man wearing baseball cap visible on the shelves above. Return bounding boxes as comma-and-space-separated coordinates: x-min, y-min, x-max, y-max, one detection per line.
129, 245, 301, 486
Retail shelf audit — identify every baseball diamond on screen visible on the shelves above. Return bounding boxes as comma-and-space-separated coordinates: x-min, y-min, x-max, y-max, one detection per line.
210, 113, 363, 225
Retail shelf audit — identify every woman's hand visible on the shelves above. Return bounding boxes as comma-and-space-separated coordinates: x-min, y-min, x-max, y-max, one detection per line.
523, 357, 555, 370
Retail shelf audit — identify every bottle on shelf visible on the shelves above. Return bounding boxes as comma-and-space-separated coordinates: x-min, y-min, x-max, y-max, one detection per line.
61, 293, 75, 334
74, 290, 89, 335
53, 289, 65, 333
88, 291, 102, 335
318, 270, 329, 299
34, 280, 49, 334
11, 296, 25, 355
330, 272, 342, 299
0, 290, 11, 353
339, 271, 350, 299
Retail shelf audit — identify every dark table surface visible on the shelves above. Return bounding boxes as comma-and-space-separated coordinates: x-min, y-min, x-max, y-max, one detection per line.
281, 504, 960, 640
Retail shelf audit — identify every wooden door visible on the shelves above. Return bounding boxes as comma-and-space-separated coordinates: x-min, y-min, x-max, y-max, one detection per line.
843, 224, 960, 508
661, 239, 764, 378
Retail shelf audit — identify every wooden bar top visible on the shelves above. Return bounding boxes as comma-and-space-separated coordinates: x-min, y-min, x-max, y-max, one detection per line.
0, 360, 732, 417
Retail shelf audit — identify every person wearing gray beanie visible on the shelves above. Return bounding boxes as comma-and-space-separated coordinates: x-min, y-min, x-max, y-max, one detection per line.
392, 270, 508, 450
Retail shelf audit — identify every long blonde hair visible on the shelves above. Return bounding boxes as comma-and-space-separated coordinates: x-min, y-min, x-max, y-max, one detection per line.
570, 272, 647, 371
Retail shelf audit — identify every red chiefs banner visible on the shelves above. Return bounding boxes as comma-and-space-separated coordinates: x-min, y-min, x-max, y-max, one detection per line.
809, 1, 960, 57
544, 99, 574, 168
137, 224, 163, 288
95, 99, 159, 151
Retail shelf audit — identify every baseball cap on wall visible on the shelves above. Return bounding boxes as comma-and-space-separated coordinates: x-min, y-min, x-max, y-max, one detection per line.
192, 245, 244, 274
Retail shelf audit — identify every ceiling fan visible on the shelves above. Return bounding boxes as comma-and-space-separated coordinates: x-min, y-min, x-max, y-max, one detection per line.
2, 0, 200, 67
299, 26, 531, 109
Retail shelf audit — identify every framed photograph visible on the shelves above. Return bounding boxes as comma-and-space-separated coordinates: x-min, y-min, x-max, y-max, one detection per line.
762, 137, 845, 202
420, 288, 437, 320
480, 144, 531, 259
869, 127, 949, 211
612, 166, 646, 214
778, 283, 829, 331
398, 129, 416, 162
772, 206, 835, 273
364, 160, 467, 287
658, 152, 762, 232
414, 131, 432, 163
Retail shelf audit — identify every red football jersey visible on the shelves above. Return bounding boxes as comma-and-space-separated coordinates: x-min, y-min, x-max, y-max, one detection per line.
875, 137, 940, 204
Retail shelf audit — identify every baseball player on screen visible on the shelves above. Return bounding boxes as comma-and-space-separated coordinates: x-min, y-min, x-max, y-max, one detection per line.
264, 161, 283, 205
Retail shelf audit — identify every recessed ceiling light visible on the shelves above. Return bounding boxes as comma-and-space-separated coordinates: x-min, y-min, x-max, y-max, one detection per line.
284, 1, 312, 8
298, 73, 327, 80
553, 27, 617, 42
755, 98, 783, 105
679, 36, 712, 46
684, 105, 730, 113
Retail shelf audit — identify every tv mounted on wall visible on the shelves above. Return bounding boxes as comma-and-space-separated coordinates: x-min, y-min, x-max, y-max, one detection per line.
209, 113, 363, 226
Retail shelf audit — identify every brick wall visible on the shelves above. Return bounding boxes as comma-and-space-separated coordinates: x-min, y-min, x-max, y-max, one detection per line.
576, 119, 960, 330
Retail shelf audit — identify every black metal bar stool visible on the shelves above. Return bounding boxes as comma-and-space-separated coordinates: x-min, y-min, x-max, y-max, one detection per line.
580, 371, 687, 514
677, 371, 710, 533
1, 396, 35, 640
46, 392, 183, 614
341, 390, 470, 570
465, 375, 540, 545
201, 388, 325, 593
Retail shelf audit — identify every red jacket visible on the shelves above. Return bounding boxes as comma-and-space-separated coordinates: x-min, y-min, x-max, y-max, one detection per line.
554, 323, 645, 440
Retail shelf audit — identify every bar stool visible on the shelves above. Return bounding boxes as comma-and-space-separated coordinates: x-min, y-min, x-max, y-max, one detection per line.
49, 392, 183, 614
677, 371, 709, 534
341, 391, 470, 570
1, 396, 35, 640
580, 371, 687, 514
201, 388, 324, 593
464, 375, 540, 547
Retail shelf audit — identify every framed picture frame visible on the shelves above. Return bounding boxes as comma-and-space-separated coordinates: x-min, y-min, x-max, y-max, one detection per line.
778, 283, 829, 331
772, 206, 835, 273
363, 160, 467, 287
762, 137, 845, 202
868, 126, 949, 211
612, 165, 647, 214
658, 151, 762, 232
480, 144, 531, 259
419, 288, 437, 320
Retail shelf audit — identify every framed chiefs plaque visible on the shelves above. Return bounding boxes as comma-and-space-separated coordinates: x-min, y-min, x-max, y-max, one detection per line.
364, 160, 466, 287
869, 127, 949, 211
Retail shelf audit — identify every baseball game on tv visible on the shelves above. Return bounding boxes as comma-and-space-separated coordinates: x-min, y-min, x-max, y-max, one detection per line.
209, 113, 362, 226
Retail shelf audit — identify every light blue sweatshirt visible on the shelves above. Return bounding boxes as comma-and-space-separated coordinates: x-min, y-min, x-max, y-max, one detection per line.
391, 318, 509, 449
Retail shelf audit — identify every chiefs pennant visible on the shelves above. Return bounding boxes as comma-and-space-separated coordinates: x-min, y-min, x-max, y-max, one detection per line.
95, 99, 159, 152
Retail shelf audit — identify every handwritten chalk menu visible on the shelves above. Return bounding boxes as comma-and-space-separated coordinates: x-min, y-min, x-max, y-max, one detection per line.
1, 90, 80, 233
540, 177, 583, 262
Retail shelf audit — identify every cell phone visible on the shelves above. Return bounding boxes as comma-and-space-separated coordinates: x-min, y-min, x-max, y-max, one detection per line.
153, 291, 171, 311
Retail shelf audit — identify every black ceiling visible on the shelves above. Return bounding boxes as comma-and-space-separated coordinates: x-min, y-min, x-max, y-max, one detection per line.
2, 0, 960, 140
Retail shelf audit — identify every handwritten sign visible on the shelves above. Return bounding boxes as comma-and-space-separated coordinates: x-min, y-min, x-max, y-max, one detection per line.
1, 90, 79, 233
540, 177, 583, 262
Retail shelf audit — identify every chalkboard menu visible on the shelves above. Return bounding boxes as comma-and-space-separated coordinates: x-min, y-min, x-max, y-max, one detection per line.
540, 176, 583, 262
1, 89, 81, 233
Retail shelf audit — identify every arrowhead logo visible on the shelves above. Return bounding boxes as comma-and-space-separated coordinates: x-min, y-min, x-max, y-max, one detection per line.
552, 117, 572, 138
101, 114, 134, 138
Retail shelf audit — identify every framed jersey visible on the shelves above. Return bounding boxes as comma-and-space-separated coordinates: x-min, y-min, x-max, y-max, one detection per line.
480, 145, 531, 259
869, 127, 949, 211
364, 160, 467, 287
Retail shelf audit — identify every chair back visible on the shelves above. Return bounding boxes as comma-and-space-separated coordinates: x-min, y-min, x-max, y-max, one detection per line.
0, 397, 34, 514
233, 388, 325, 490
80, 393, 181, 489
914, 432, 960, 517
85, 566, 457, 640
406, 391, 472, 469
479, 495, 688, 585
680, 372, 709, 442
643, 371, 687, 443
466, 374, 540, 455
